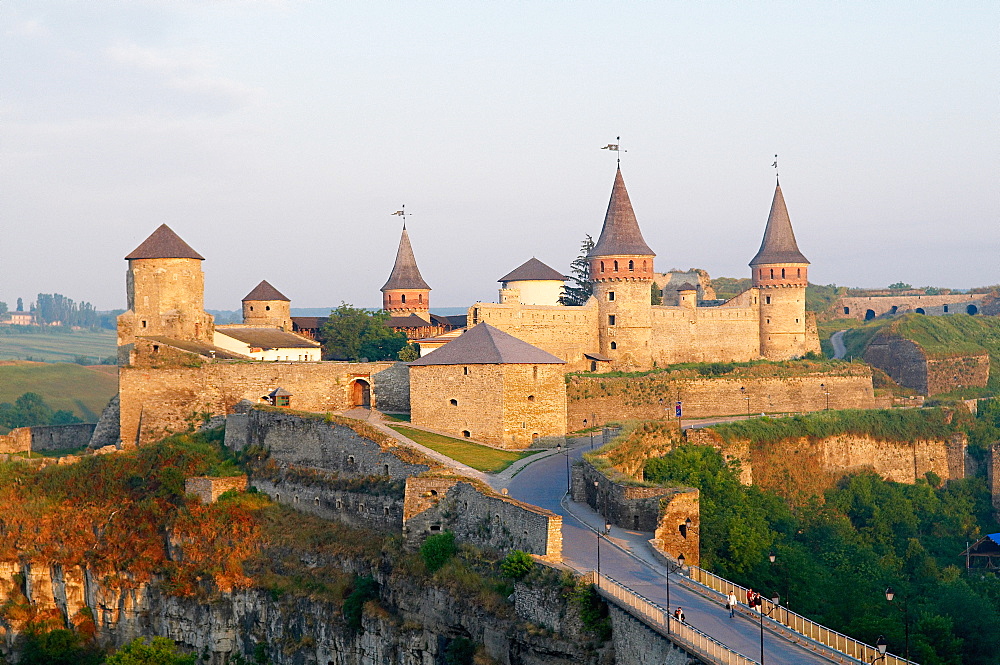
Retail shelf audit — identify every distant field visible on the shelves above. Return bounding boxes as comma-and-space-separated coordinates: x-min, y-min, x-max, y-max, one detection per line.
0, 362, 118, 421
0, 329, 117, 363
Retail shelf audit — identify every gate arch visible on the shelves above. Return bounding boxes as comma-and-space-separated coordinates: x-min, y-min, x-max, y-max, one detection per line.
350, 379, 371, 408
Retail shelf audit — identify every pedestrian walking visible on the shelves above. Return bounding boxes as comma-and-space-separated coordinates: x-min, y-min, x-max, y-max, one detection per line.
673, 606, 685, 624
727, 591, 738, 618
746, 587, 754, 607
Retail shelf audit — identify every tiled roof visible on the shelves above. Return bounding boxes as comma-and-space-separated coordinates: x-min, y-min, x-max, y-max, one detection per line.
749, 184, 809, 266
216, 327, 320, 349
387, 313, 433, 328
125, 224, 205, 260
291, 316, 327, 330
409, 323, 565, 366
243, 280, 290, 302
676, 282, 698, 291
498, 257, 566, 282
381, 227, 431, 291
589, 167, 655, 258
140, 337, 247, 359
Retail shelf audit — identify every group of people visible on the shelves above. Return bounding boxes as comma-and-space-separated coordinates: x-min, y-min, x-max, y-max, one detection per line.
672, 587, 771, 627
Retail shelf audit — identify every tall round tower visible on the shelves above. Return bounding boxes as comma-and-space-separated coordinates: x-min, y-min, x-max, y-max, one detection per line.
750, 182, 810, 360
242, 280, 292, 330
381, 225, 431, 315
588, 167, 655, 369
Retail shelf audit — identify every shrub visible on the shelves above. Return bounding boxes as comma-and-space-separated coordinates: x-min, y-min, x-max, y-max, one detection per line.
444, 637, 477, 665
500, 550, 535, 580
105, 636, 196, 665
342, 575, 379, 631
421, 531, 457, 573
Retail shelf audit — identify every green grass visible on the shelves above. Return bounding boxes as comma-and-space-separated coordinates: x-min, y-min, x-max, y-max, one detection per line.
386, 425, 537, 474
382, 413, 411, 422
0, 328, 117, 363
0, 362, 117, 421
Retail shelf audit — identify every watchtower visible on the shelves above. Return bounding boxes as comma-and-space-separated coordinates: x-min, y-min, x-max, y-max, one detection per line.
750, 183, 810, 360
381, 225, 431, 315
242, 280, 292, 330
588, 168, 655, 369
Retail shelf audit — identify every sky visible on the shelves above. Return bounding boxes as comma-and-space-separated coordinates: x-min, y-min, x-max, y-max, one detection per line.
2, 1, 997, 312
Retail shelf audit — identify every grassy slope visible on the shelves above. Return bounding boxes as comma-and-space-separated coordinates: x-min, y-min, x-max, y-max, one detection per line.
0, 362, 118, 421
0, 328, 117, 363
387, 425, 536, 474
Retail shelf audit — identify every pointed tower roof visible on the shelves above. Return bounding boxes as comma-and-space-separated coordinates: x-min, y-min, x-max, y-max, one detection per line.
409, 323, 565, 366
125, 224, 205, 260
243, 280, 290, 302
381, 227, 431, 291
749, 184, 809, 265
589, 167, 655, 258
498, 258, 566, 282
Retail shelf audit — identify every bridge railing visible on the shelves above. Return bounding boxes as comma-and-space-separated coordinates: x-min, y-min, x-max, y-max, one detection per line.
685, 564, 917, 665
594, 572, 759, 665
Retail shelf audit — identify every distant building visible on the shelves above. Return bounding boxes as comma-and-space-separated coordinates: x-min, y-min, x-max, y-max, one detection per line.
214, 326, 321, 362
498, 258, 566, 306
4, 312, 34, 326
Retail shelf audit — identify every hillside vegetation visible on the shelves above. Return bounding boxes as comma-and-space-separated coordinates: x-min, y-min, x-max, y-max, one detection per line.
0, 362, 117, 422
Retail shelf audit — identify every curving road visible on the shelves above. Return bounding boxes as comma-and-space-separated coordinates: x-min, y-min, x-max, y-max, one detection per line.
501, 442, 836, 665
831, 330, 848, 359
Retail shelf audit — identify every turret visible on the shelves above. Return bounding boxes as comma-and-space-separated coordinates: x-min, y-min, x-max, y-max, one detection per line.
677, 283, 697, 310
497, 258, 566, 306
242, 280, 292, 330
750, 183, 809, 360
117, 224, 214, 363
381, 226, 431, 315
588, 167, 655, 368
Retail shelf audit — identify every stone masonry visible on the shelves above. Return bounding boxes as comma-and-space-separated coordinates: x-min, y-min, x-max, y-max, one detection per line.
185, 476, 248, 503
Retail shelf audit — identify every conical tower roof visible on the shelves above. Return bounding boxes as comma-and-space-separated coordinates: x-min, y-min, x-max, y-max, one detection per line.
125, 224, 204, 260
243, 280, 290, 302
498, 257, 566, 282
381, 227, 431, 291
409, 323, 565, 365
749, 184, 809, 265
589, 167, 655, 258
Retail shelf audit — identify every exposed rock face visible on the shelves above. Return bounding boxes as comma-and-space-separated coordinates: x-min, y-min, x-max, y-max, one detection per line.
0, 559, 597, 665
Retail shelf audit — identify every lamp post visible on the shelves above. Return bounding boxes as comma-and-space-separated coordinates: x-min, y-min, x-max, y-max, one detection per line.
557, 443, 570, 495
869, 636, 888, 663
664, 553, 686, 634
769, 551, 789, 612
596, 520, 611, 576
741, 386, 751, 419
820, 382, 831, 410
759, 592, 781, 665
885, 586, 910, 660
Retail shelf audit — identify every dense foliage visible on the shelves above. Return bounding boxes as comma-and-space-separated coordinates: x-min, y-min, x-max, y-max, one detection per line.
644, 438, 1000, 664
0, 392, 82, 433
559, 235, 594, 306
317, 303, 410, 361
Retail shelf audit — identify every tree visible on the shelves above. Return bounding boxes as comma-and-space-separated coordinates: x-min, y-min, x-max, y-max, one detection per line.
888, 282, 912, 291
0, 301, 7, 317
18, 628, 102, 665
650, 282, 662, 305
559, 235, 594, 305
317, 304, 409, 361
16, 297, 23, 312
105, 637, 196, 665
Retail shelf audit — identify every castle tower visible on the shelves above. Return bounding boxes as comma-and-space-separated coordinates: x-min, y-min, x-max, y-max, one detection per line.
242, 280, 292, 330
117, 224, 215, 362
588, 167, 655, 368
750, 183, 810, 360
381, 225, 431, 316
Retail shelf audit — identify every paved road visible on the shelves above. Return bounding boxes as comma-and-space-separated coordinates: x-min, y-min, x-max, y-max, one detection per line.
503, 442, 835, 665
831, 330, 847, 359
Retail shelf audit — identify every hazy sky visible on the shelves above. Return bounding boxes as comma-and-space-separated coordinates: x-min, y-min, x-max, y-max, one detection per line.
2, 1, 997, 311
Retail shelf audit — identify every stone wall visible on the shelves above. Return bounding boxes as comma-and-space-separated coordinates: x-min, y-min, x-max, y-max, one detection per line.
864, 334, 990, 396
88, 395, 121, 448
185, 475, 248, 503
371, 362, 410, 413
567, 371, 875, 429
0, 424, 97, 454
403, 477, 563, 562
240, 409, 433, 479
252, 477, 404, 533
572, 460, 700, 566
118, 360, 401, 445
606, 605, 693, 665
835, 293, 986, 319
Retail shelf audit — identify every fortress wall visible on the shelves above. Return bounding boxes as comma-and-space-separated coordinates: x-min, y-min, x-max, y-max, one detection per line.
650, 307, 760, 364
410, 364, 506, 446
925, 354, 990, 395
118, 360, 397, 445
836, 293, 986, 319
567, 373, 875, 429
469, 302, 599, 372
500, 364, 568, 448
864, 335, 990, 395
244, 409, 431, 479
403, 477, 562, 561
0, 424, 97, 455
252, 477, 404, 533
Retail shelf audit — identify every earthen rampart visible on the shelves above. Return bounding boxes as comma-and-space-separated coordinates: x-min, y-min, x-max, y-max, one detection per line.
864, 334, 989, 395
567, 370, 875, 428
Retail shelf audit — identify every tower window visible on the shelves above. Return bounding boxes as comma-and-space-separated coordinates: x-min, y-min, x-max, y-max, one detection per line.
141, 320, 147, 328
781, 268, 786, 278
600, 261, 605, 273
765, 296, 771, 304
608, 291, 615, 301
528, 395, 535, 402
265, 305, 270, 311
450, 399, 458, 406
613, 260, 619, 272
770, 268, 774, 279
462, 430, 471, 438
463, 366, 468, 375
797, 268, 801, 277
642, 260, 647, 271
610, 341, 617, 350
628, 260, 634, 271
401, 294, 406, 303
419, 294, 423, 303
533, 365, 538, 380
844, 307, 850, 315
608, 315, 616, 326
249, 305, 254, 311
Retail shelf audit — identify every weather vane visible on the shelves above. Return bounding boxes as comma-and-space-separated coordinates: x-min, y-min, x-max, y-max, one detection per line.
771, 154, 779, 184
391, 204, 408, 229
601, 136, 626, 164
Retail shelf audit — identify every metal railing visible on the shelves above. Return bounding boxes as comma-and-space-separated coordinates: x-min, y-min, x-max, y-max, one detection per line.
686, 565, 917, 665
594, 572, 759, 665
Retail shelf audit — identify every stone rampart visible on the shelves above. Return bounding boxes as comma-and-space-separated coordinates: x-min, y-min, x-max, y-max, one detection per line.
118, 360, 402, 445
567, 371, 875, 428
836, 294, 986, 319
252, 477, 404, 533
0, 424, 97, 454
863, 334, 990, 396
240, 409, 433, 480
403, 477, 562, 562
185, 475, 248, 503
606, 605, 695, 665
572, 460, 700, 566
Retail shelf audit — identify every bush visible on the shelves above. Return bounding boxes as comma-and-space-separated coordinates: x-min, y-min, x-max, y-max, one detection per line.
500, 550, 535, 580
18, 628, 103, 665
421, 531, 457, 573
342, 575, 379, 631
105, 636, 196, 665
574, 584, 611, 641
444, 637, 477, 665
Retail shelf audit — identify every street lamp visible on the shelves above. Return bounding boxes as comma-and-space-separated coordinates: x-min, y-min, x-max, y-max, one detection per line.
759, 591, 781, 665
740, 386, 751, 419
664, 553, 686, 634
769, 551, 789, 611
557, 443, 570, 495
885, 586, 910, 660
820, 382, 831, 410
869, 636, 888, 664
596, 520, 611, 576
